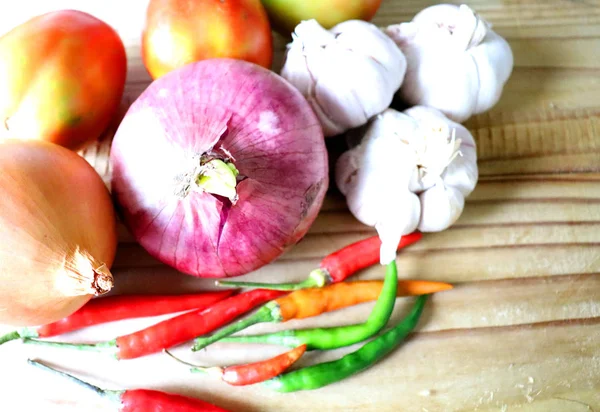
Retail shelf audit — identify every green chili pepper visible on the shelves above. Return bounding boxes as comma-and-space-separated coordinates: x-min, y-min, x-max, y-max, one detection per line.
262, 294, 428, 392
196, 261, 399, 352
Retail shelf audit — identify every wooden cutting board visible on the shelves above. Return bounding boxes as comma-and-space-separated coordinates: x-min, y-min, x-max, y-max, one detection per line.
1, 1, 599, 411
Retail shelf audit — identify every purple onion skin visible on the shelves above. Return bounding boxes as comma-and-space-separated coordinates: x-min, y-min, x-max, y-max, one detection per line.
110, 59, 328, 278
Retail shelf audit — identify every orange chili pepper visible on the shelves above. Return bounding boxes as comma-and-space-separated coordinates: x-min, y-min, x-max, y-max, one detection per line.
192, 279, 452, 351
276, 279, 450, 320
165, 344, 307, 386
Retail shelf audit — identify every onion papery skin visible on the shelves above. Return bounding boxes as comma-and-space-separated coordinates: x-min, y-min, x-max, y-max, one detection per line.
110, 58, 329, 278
0, 140, 118, 326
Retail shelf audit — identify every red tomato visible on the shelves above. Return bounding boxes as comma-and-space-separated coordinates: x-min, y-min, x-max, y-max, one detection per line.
0, 10, 127, 151
142, 0, 273, 79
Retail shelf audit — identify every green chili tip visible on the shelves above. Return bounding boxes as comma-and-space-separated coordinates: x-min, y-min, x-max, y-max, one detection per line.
262, 294, 429, 393
22, 338, 119, 358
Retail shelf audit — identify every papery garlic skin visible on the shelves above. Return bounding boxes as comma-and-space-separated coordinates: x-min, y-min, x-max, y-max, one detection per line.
281, 19, 407, 137
384, 4, 513, 123
335, 106, 478, 263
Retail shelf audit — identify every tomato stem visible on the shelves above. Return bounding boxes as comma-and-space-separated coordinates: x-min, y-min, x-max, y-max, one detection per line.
215, 268, 328, 291
27, 359, 123, 402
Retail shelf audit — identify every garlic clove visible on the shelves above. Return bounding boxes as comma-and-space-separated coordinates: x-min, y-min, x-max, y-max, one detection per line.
353, 110, 418, 176
412, 3, 463, 24
292, 18, 336, 46
454, 4, 490, 50
401, 106, 476, 193
384, 22, 480, 123
404, 106, 478, 198
384, 4, 514, 123
400, 105, 478, 231
404, 44, 480, 123
469, 30, 514, 114
335, 147, 362, 197
310, 50, 385, 131
410, 4, 488, 51
280, 38, 313, 98
280, 40, 344, 136
330, 20, 407, 81
404, 106, 476, 149
443, 144, 478, 197
281, 19, 407, 136
335, 109, 417, 196
380, 22, 419, 49
344, 167, 420, 265
417, 181, 465, 232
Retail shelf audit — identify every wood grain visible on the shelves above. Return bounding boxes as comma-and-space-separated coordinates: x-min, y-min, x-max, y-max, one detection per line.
0, 1, 599, 411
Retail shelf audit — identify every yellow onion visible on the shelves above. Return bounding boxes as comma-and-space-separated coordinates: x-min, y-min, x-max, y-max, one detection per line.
0, 139, 117, 326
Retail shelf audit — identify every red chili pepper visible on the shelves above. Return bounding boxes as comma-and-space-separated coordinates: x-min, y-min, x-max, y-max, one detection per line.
320, 231, 422, 283
23, 289, 285, 359
217, 232, 423, 290
28, 359, 229, 411
121, 390, 228, 412
0, 290, 235, 345
165, 344, 307, 386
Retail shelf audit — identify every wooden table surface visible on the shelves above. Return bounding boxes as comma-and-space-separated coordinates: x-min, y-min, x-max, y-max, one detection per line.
1, 1, 599, 411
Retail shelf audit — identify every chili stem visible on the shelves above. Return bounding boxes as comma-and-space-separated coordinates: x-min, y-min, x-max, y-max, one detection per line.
23, 338, 118, 356
163, 349, 224, 378
192, 303, 279, 351
216, 269, 327, 290
27, 359, 123, 402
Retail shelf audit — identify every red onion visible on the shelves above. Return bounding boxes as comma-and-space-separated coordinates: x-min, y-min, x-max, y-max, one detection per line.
110, 59, 328, 278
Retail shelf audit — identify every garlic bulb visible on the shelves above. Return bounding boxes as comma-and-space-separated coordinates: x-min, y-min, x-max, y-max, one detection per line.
281, 19, 407, 137
384, 4, 513, 123
335, 106, 478, 264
